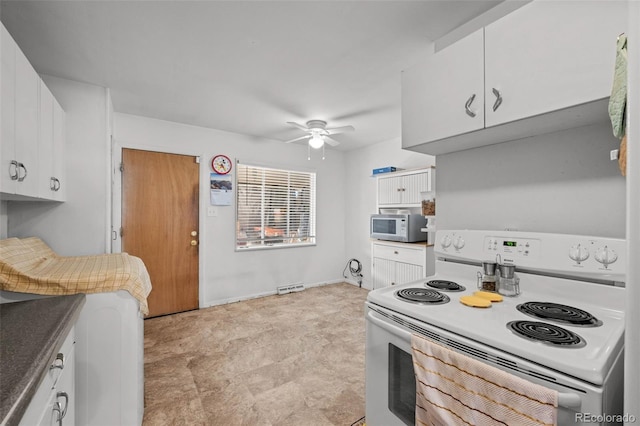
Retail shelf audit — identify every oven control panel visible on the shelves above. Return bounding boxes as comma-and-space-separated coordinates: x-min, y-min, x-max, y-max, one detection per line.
483, 236, 541, 260
436, 230, 626, 281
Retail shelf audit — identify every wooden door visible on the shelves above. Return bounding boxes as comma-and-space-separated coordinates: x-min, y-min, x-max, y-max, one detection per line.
122, 149, 199, 317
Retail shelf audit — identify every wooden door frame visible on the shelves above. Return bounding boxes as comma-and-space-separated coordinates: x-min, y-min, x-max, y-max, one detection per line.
111, 142, 205, 309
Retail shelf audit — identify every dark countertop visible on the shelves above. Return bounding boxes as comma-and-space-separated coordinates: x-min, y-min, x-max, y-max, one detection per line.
0, 294, 86, 426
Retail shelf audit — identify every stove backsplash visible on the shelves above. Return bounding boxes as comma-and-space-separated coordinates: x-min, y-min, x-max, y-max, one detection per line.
435, 122, 625, 238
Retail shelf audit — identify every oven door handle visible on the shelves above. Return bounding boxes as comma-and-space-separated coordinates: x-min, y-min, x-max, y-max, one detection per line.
367, 310, 583, 410
557, 392, 582, 409
367, 310, 413, 340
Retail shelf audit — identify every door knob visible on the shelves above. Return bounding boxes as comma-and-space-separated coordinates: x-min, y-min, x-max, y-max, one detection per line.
191, 240, 198, 246
191, 231, 198, 237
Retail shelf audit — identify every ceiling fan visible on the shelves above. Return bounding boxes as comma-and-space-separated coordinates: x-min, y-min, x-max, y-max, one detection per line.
284, 120, 355, 149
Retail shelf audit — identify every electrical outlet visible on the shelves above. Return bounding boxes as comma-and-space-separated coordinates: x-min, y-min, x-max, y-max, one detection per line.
207, 206, 218, 217
610, 149, 619, 161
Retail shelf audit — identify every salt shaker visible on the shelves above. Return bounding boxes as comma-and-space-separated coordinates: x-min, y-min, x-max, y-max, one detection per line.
497, 263, 520, 296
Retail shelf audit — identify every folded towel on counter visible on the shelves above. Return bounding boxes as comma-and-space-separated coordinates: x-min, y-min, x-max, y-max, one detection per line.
411, 334, 558, 426
608, 34, 627, 140
0, 237, 152, 314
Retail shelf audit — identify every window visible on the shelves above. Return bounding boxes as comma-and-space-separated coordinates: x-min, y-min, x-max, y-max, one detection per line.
236, 163, 316, 249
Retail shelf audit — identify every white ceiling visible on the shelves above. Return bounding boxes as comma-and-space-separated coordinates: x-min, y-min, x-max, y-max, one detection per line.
0, 1, 501, 151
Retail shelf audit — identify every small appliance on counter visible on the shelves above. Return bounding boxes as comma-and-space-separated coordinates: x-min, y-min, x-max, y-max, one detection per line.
370, 213, 427, 243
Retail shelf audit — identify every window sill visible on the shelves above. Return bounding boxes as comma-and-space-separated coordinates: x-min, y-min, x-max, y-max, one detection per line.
235, 242, 317, 252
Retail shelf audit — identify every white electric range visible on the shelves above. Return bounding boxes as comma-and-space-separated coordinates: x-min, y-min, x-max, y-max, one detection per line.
365, 230, 626, 426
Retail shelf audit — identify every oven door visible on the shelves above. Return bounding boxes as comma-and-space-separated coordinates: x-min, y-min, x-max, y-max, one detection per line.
365, 303, 615, 426
365, 305, 416, 426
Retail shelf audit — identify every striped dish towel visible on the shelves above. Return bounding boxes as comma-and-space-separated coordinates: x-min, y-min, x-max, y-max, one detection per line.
411, 334, 558, 426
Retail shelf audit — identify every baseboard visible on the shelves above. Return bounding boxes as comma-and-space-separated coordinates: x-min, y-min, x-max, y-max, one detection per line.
204, 280, 351, 308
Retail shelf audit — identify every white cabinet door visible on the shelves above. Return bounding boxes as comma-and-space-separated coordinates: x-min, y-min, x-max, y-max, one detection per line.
401, 171, 430, 205
372, 257, 394, 289
484, 1, 626, 127
377, 174, 404, 206
395, 262, 424, 286
51, 97, 66, 201
1, 24, 17, 194
377, 170, 431, 207
402, 29, 484, 146
372, 242, 427, 289
38, 81, 55, 198
14, 43, 40, 197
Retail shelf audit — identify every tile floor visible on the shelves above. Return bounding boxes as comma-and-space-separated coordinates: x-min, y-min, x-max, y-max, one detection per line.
142, 283, 369, 425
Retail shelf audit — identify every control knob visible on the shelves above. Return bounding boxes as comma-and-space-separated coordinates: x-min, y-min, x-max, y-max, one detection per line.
595, 246, 618, 268
440, 235, 452, 249
453, 235, 465, 250
568, 244, 589, 264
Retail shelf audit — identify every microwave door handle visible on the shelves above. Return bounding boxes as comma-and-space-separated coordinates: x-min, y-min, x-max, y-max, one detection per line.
367, 310, 413, 341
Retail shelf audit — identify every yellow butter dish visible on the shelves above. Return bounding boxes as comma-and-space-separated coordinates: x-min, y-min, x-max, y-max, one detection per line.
473, 291, 503, 302
459, 295, 492, 308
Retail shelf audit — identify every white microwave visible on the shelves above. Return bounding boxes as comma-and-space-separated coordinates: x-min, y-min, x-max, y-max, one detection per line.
370, 214, 427, 243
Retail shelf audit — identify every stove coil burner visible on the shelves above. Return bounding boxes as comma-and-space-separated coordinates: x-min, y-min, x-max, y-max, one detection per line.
396, 288, 450, 305
517, 302, 602, 327
425, 280, 466, 292
507, 320, 586, 348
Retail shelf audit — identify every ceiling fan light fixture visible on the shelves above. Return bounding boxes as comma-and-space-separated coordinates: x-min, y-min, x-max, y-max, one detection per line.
309, 134, 324, 149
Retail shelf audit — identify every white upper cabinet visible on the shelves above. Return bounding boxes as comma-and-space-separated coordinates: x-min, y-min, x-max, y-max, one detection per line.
377, 168, 433, 207
402, 29, 484, 146
484, 1, 626, 127
1, 23, 66, 201
13, 37, 40, 197
402, 1, 626, 155
38, 82, 66, 201
1, 24, 17, 194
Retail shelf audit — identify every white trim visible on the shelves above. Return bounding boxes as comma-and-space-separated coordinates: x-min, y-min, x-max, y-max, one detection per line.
203, 279, 350, 308
625, 0, 640, 417
105, 89, 113, 254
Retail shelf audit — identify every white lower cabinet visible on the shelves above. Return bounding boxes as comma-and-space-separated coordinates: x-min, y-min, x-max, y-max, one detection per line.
20, 327, 75, 426
372, 241, 433, 289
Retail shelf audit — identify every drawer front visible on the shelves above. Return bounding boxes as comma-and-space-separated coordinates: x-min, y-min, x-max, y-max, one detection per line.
373, 244, 425, 266
19, 327, 75, 426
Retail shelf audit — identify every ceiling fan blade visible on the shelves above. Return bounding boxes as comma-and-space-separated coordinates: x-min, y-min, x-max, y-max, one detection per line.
284, 135, 311, 144
324, 136, 341, 147
326, 125, 355, 135
286, 121, 309, 131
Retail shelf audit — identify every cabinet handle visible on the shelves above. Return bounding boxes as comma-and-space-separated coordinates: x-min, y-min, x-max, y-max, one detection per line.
50, 177, 56, 191
54, 178, 61, 191
464, 94, 477, 117
53, 402, 63, 426
492, 88, 503, 112
50, 352, 65, 370
17, 162, 27, 182
9, 160, 19, 180
56, 391, 69, 421
394, 251, 399, 254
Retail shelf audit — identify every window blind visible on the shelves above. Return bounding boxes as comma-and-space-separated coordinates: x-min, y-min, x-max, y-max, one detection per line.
236, 163, 316, 249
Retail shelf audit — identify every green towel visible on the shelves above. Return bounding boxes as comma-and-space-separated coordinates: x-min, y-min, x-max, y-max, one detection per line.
609, 34, 627, 139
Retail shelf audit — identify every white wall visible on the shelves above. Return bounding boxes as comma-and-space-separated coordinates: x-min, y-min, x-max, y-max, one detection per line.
113, 113, 347, 307
343, 137, 435, 289
436, 122, 626, 238
7, 76, 111, 255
